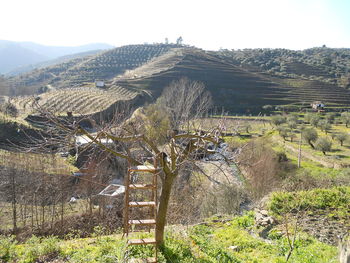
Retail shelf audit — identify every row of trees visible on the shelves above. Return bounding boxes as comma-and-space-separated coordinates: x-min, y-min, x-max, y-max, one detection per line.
0, 148, 126, 235
272, 112, 350, 155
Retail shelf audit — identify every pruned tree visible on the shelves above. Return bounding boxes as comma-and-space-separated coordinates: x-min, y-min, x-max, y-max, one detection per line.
30, 78, 223, 245
157, 77, 212, 131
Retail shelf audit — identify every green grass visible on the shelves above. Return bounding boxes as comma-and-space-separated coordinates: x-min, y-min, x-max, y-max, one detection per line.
0, 213, 338, 263
268, 186, 350, 218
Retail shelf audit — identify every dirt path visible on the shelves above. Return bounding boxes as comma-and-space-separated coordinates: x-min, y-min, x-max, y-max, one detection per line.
273, 135, 342, 168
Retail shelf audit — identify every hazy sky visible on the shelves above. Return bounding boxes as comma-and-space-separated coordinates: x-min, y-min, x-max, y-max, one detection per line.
1, 0, 349, 50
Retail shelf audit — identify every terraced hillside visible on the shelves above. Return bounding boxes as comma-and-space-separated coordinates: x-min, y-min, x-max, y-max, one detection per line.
4, 44, 350, 114
12, 85, 138, 116
271, 77, 350, 109
115, 48, 350, 112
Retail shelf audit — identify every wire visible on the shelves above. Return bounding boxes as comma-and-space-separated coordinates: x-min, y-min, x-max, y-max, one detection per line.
52, 172, 110, 188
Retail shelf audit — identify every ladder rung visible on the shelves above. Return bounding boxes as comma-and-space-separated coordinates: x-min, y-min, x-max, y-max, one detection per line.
128, 219, 156, 225
129, 184, 155, 189
128, 229, 155, 234
129, 201, 156, 207
129, 257, 157, 263
128, 238, 156, 245
129, 165, 157, 172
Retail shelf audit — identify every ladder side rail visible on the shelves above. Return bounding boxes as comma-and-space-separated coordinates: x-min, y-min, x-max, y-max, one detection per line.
153, 157, 158, 261
124, 163, 131, 236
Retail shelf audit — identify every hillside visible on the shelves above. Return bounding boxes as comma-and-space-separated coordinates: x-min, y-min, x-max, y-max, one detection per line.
115, 48, 350, 112
6, 44, 182, 95
11, 85, 139, 116
213, 47, 350, 88
0, 211, 341, 262
3, 44, 350, 114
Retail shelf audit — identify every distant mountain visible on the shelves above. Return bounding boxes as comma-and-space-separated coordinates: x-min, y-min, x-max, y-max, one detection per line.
7, 49, 105, 76
0, 40, 114, 74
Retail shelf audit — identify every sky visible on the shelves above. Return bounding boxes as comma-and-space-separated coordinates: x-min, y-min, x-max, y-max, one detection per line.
1, 0, 349, 50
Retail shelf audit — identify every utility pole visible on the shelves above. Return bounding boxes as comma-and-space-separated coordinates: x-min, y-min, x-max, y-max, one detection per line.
298, 130, 302, 168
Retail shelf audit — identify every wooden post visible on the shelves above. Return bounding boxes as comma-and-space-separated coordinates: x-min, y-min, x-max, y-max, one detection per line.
298, 131, 302, 168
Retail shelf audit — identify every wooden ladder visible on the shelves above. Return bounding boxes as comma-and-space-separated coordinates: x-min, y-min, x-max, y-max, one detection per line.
124, 160, 158, 263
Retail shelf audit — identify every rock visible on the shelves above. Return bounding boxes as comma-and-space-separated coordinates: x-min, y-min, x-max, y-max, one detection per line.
228, 245, 238, 251
260, 210, 268, 216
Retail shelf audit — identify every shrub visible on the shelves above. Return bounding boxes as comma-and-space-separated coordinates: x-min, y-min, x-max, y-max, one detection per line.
0, 236, 17, 262
18, 236, 61, 263
271, 115, 286, 126
268, 186, 350, 216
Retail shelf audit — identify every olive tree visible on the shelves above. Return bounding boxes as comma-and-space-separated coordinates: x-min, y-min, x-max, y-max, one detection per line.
341, 112, 350, 127
277, 126, 290, 141
315, 137, 332, 155
325, 112, 336, 124
318, 120, 332, 134
271, 115, 286, 126
310, 115, 320, 127
336, 133, 348, 146
302, 128, 318, 148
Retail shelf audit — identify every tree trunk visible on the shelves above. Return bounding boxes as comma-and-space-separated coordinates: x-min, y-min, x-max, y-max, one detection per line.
308, 141, 315, 148
156, 173, 176, 245
10, 172, 17, 232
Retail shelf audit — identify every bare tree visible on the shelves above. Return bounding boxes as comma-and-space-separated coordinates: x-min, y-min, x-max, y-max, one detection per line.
158, 77, 212, 131
28, 78, 222, 245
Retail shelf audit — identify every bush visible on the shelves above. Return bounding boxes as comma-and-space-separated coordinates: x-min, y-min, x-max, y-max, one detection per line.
268, 186, 350, 215
18, 236, 61, 263
0, 235, 17, 262
271, 115, 286, 126
200, 183, 244, 218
